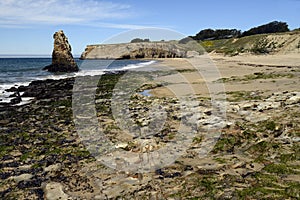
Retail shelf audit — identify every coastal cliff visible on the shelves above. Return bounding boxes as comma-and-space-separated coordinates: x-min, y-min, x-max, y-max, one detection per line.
81, 31, 300, 59
80, 41, 202, 59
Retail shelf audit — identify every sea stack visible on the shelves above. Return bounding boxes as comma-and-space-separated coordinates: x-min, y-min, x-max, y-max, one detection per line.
44, 30, 79, 73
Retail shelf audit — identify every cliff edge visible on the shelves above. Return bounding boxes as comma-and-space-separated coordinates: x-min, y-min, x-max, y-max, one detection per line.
80, 41, 204, 60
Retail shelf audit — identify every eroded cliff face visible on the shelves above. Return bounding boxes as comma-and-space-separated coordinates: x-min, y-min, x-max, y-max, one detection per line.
80, 42, 202, 59
44, 30, 79, 72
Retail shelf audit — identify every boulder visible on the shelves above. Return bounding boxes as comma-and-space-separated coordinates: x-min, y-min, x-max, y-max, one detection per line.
43, 182, 70, 200
44, 30, 79, 73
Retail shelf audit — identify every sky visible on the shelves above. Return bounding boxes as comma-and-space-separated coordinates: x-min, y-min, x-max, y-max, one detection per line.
0, 0, 299, 56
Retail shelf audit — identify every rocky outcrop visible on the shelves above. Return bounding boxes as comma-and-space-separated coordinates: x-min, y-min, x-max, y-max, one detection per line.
0, 71, 300, 198
80, 42, 202, 59
44, 30, 78, 72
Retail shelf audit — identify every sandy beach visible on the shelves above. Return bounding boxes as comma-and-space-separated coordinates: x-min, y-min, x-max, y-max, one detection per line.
149, 53, 300, 97
1, 0, 299, 198
0, 53, 299, 199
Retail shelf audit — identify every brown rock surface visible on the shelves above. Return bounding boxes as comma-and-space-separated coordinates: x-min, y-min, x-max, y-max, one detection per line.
80, 41, 203, 59
44, 30, 78, 72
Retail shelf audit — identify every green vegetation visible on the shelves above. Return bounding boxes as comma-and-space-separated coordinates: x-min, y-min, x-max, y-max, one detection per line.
192, 28, 241, 41
0, 145, 14, 158
217, 72, 294, 83
213, 157, 227, 164
226, 91, 264, 101
236, 182, 299, 199
242, 72, 294, 81
1, 65, 299, 199
251, 37, 272, 54
263, 163, 294, 175
176, 69, 198, 73
200, 34, 269, 55
242, 21, 289, 37
192, 136, 203, 144
192, 22, 298, 55
212, 136, 237, 153
130, 38, 150, 43
191, 21, 289, 42
50, 99, 72, 107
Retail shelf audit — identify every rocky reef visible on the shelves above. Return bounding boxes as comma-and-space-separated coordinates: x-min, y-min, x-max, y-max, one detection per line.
80, 42, 202, 59
0, 69, 299, 199
44, 30, 79, 73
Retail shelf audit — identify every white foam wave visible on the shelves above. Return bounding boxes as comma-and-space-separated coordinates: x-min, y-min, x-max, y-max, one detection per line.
0, 81, 31, 94
43, 74, 74, 80
75, 60, 156, 76
0, 60, 156, 103
0, 81, 32, 104
75, 70, 105, 77
119, 60, 156, 71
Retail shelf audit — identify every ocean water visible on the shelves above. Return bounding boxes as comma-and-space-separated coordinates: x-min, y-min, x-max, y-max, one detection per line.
0, 57, 155, 103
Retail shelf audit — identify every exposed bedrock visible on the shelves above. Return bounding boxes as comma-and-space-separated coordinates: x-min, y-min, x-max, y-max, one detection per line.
44, 30, 79, 73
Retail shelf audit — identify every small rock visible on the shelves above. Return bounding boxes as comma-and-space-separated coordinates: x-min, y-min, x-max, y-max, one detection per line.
246, 163, 264, 171
245, 113, 269, 122
257, 101, 280, 110
10, 150, 22, 157
286, 95, 300, 105
44, 163, 62, 173
241, 102, 254, 110
10, 173, 33, 183
115, 143, 128, 149
0, 119, 10, 125
17, 164, 32, 171
228, 104, 240, 112
43, 182, 70, 200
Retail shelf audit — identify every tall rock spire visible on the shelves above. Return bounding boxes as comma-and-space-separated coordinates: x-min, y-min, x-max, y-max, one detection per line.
44, 30, 79, 72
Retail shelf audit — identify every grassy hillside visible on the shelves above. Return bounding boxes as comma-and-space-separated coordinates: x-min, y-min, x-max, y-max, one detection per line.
200, 31, 300, 56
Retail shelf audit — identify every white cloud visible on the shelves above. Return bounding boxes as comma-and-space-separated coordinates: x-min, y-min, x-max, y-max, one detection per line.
85, 22, 160, 30
0, 0, 134, 28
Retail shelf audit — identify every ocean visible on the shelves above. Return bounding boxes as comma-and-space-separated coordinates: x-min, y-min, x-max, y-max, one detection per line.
0, 57, 155, 103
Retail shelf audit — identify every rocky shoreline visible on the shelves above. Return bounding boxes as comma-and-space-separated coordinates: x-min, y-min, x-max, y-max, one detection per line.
0, 67, 299, 199
0, 77, 82, 198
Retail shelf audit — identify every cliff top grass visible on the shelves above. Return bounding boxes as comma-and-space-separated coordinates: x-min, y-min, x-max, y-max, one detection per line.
200, 30, 300, 56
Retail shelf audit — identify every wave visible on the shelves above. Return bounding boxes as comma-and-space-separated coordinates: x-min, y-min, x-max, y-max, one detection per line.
75, 70, 105, 77
119, 60, 156, 71
0, 60, 156, 103
74, 60, 156, 76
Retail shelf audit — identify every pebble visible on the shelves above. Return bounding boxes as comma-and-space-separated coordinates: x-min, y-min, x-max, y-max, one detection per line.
1, 75, 299, 199
43, 182, 70, 200
286, 95, 300, 105
10, 173, 33, 183
44, 163, 62, 173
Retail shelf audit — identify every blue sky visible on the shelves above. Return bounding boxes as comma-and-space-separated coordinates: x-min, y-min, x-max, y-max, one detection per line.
0, 0, 299, 56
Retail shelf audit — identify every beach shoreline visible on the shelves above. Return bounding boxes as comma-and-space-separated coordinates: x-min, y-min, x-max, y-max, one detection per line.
0, 53, 299, 199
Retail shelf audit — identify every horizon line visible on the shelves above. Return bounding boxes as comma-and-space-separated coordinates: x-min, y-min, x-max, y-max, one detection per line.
0, 54, 81, 58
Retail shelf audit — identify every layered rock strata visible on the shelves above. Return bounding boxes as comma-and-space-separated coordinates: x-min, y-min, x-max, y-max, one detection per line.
44, 30, 78, 72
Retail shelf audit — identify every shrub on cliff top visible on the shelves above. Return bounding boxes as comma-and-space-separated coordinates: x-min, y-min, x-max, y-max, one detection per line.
241, 21, 289, 37
130, 38, 150, 43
